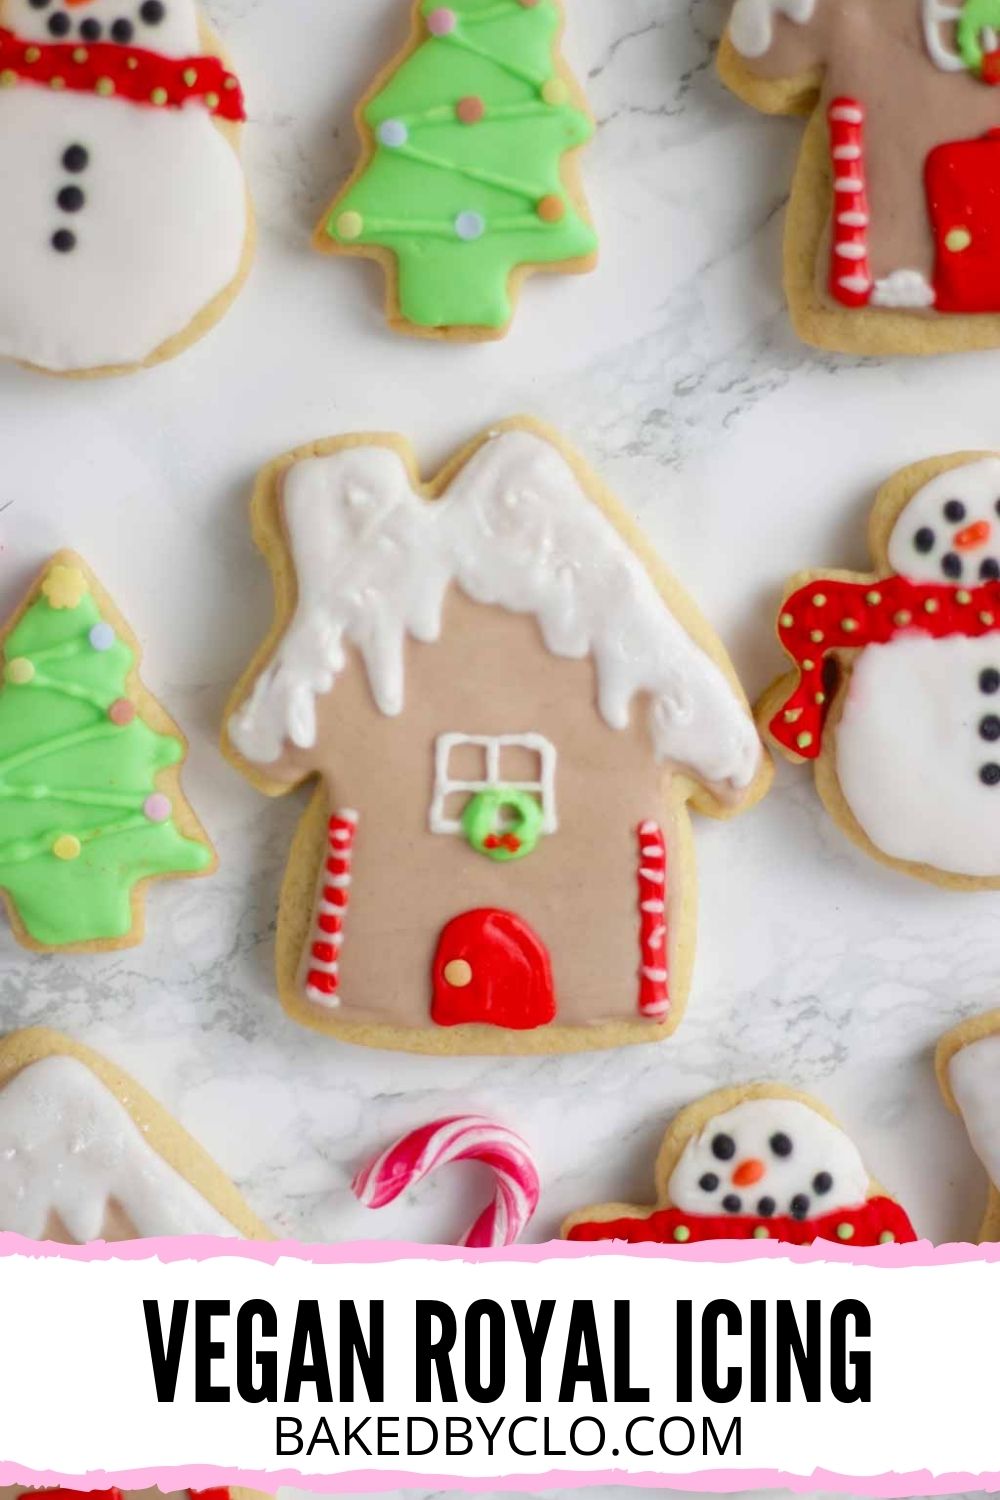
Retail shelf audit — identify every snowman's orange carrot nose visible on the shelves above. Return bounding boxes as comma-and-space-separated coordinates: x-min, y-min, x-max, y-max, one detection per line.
64, 0, 99, 7
955, 519, 992, 550
732, 1157, 765, 1187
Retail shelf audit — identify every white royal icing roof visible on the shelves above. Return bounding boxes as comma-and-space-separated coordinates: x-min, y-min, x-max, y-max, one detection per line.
0, 1055, 238, 1241
229, 430, 762, 791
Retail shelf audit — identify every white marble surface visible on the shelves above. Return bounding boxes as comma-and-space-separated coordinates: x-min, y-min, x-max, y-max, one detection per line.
0, 0, 997, 1493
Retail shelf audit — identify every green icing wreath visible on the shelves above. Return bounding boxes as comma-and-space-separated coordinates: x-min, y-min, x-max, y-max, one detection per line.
461, 787, 544, 862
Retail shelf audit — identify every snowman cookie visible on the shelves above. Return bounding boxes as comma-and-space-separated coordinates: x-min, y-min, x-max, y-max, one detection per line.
0, 1028, 270, 1241
0, 0, 251, 375
763, 453, 1000, 886
223, 418, 770, 1056
563, 1084, 916, 1246
937, 1011, 1000, 1241
718, 0, 1000, 354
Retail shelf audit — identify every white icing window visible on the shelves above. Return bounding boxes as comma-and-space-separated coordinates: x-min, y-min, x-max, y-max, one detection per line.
430, 733, 558, 835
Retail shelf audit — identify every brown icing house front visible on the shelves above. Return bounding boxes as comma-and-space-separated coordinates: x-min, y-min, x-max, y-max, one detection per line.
226, 425, 768, 1055
721, 0, 1000, 346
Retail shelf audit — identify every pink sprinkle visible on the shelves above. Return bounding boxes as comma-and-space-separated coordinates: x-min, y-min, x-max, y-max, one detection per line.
143, 793, 172, 823
427, 7, 456, 35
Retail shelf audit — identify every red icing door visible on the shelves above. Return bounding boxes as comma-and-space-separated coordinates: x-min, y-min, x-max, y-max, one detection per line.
926, 131, 1000, 311
431, 908, 556, 1030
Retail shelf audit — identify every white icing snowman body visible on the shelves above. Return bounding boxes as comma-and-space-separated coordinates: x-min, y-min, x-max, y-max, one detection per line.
668, 1097, 869, 1221
0, 0, 246, 372
835, 459, 1000, 877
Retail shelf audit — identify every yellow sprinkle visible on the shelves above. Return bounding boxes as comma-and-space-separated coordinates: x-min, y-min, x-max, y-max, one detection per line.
879, 1231, 895, 1245
957, 590, 972, 605
0, 69, 17, 87
541, 77, 568, 105
204, 91, 219, 109
923, 598, 940, 614
95, 76, 114, 95
865, 589, 882, 605
673, 1225, 690, 1243
841, 618, 858, 632
50, 75, 65, 89
783, 708, 802, 723
946, 226, 972, 253
337, 210, 364, 241
893, 610, 912, 626
779, 612, 794, 628
802, 658, 815, 671
982, 612, 995, 626
5, 657, 34, 686
809, 629, 824, 643
72, 46, 88, 62
183, 67, 198, 86
814, 691, 826, 705
150, 86, 168, 105
752, 1226, 770, 1239
24, 46, 39, 62
126, 56, 138, 69
812, 592, 827, 607
53, 834, 82, 862
796, 731, 814, 750
223, 74, 237, 88
836, 1222, 855, 1241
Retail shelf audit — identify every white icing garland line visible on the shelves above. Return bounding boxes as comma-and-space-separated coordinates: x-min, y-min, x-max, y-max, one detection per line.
304, 809, 359, 1007
637, 822, 670, 1019
352, 1115, 541, 1247
827, 98, 873, 309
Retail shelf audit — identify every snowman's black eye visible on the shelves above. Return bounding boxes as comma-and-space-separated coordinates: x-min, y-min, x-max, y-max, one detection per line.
770, 1132, 793, 1157
790, 1193, 810, 1219
758, 1196, 776, 1217
721, 1194, 741, 1213
982, 559, 1000, 581
698, 1173, 719, 1193
812, 1172, 833, 1195
711, 1133, 735, 1161
914, 527, 935, 554
47, 11, 70, 34
942, 552, 963, 580
29, 0, 51, 8
944, 499, 967, 523
140, 0, 166, 21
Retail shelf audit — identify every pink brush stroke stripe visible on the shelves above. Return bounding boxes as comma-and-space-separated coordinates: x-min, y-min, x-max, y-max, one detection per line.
1, 1235, 997, 1495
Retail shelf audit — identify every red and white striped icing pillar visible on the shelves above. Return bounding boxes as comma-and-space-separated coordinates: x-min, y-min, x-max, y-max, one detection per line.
827, 97, 873, 308
304, 808, 358, 1006
637, 820, 669, 1019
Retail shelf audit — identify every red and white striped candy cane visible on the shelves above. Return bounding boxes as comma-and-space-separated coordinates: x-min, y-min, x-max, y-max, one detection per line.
827, 97, 873, 308
352, 1115, 540, 1247
637, 820, 669, 1019
304, 807, 359, 1007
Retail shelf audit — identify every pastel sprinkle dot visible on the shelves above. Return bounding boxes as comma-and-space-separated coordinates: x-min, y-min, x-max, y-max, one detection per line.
0, 70, 16, 87
109, 698, 136, 727
541, 77, 569, 105
377, 118, 409, 148
72, 46, 88, 62
455, 209, 485, 241
183, 66, 198, 86
879, 1231, 895, 1244
673, 1225, 690, 1242
456, 95, 485, 124
95, 76, 114, 95
796, 731, 813, 750
50, 75, 65, 90
779, 612, 794, 627
537, 193, 565, 223
426, 6, 456, 34
753, 1226, 770, 1238
89, 622, 115, 652
5, 657, 34, 685
204, 91, 219, 109
144, 793, 172, 824
865, 590, 882, 605
812, 592, 827, 607
150, 86, 168, 105
836, 1222, 855, 1241
24, 46, 40, 62
53, 834, 81, 862
337, 210, 364, 241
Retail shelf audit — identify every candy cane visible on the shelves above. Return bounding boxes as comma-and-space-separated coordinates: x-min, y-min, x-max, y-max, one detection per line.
637, 820, 669, 1018
352, 1116, 540, 1247
828, 97, 873, 308
305, 808, 359, 1006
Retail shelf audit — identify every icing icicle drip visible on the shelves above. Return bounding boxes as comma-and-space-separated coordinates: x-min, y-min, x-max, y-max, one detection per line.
304, 809, 359, 1006
0, 560, 212, 948
324, 0, 596, 331
729, 0, 817, 58
0, 1056, 236, 1240
637, 820, 669, 1019
229, 431, 762, 792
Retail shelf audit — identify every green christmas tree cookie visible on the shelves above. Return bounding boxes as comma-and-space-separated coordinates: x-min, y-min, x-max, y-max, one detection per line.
0, 553, 215, 951
316, 0, 597, 338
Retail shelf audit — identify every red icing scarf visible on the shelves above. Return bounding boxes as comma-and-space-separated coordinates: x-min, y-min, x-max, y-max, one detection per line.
566, 1194, 916, 1248
0, 27, 244, 120
771, 573, 1000, 759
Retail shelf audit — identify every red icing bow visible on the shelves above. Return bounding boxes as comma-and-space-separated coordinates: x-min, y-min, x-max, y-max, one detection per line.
566, 1195, 916, 1248
770, 573, 1000, 759
483, 832, 522, 853
0, 27, 245, 119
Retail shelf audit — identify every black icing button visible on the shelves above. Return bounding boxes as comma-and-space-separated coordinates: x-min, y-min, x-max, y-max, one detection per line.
80, 17, 101, 38
47, 11, 71, 35
62, 144, 89, 173
56, 184, 84, 213
980, 763, 1000, 787
981, 715, 1000, 743
980, 667, 1000, 695
51, 228, 76, 252
29, 0, 51, 8
110, 18, 134, 42
140, 0, 166, 21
